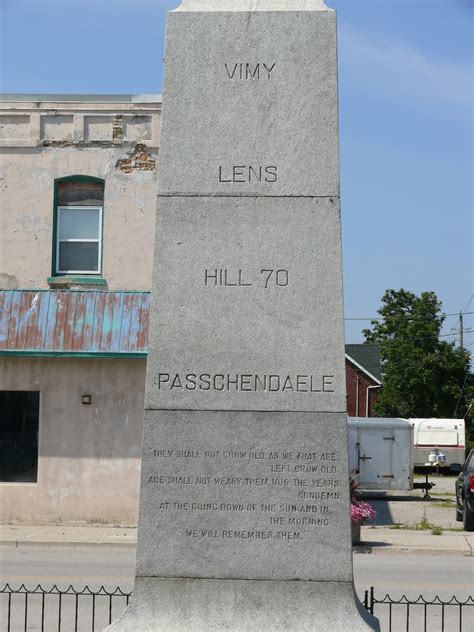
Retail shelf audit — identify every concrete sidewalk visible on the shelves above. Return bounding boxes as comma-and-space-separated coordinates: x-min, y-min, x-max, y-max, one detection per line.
0, 525, 137, 549
1, 524, 472, 556
356, 526, 474, 556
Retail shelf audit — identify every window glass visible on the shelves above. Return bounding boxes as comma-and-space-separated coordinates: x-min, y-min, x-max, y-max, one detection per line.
0, 391, 40, 483
58, 207, 100, 240
58, 242, 99, 272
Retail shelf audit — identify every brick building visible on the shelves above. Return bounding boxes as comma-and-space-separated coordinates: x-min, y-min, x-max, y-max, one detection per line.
345, 344, 382, 417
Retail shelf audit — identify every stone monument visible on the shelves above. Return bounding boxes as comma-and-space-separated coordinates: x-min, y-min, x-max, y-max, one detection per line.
108, 0, 379, 629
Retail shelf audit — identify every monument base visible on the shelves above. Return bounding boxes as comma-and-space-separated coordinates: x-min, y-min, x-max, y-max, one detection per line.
106, 577, 379, 631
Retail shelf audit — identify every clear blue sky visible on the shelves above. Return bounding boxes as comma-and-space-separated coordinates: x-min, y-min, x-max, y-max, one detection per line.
1, 0, 472, 348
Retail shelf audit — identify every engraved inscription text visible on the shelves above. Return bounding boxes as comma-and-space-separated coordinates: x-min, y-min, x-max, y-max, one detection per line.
218, 165, 277, 183
145, 447, 343, 543
225, 63, 276, 80
156, 373, 335, 393
204, 268, 289, 288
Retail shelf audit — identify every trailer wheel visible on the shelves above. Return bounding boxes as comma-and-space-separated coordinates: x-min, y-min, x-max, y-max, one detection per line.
456, 507, 463, 522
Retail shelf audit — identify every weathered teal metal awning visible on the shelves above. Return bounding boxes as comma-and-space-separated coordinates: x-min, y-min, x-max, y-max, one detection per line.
0, 290, 150, 357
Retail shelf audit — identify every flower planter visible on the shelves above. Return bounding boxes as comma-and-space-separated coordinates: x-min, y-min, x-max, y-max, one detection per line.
351, 521, 362, 545
350, 478, 375, 546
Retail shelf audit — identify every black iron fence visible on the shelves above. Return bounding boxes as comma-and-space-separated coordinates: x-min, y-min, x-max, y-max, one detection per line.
0, 584, 131, 632
1, 583, 473, 631
363, 586, 474, 632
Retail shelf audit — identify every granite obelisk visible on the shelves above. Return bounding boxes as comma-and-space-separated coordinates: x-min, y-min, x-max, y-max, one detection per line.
108, 1, 379, 629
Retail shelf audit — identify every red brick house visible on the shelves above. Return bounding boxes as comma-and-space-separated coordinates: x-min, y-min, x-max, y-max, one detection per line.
345, 344, 382, 417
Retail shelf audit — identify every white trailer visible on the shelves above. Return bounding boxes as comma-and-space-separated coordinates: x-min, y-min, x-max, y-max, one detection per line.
409, 418, 465, 472
348, 417, 414, 491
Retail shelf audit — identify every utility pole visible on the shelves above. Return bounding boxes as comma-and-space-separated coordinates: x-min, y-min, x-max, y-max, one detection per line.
459, 311, 464, 349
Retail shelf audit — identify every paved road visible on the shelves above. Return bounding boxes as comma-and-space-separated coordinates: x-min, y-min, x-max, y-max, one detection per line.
1, 547, 472, 631
354, 553, 473, 632
354, 553, 473, 600
2, 547, 472, 595
0, 548, 136, 591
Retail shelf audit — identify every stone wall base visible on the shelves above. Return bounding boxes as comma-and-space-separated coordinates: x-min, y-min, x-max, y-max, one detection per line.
106, 577, 379, 631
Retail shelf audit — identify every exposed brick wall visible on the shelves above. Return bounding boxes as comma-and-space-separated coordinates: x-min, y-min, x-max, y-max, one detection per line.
112, 114, 123, 144
115, 143, 156, 173
345, 360, 380, 417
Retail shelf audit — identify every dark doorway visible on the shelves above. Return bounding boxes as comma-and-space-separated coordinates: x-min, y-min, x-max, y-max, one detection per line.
0, 391, 40, 482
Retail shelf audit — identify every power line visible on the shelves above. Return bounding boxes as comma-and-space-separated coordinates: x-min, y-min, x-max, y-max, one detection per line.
453, 370, 470, 417
344, 311, 474, 321
349, 329, 474, 344
461, 294, 474, 312
440, 329, 473, 339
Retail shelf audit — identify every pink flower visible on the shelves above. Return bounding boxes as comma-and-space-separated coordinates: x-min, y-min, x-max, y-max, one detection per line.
350, 500, 376, 524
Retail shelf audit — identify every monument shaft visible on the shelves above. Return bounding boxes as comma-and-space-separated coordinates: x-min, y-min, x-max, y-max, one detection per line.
108, 1, 379, 629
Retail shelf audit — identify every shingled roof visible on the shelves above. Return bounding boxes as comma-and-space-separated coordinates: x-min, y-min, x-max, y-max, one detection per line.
345, 343, 382, 383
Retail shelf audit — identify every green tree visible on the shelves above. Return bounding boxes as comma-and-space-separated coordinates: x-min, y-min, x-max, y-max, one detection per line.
363, 289, 472, 421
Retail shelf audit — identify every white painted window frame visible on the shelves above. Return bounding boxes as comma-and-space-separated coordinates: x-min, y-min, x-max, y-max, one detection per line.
56, 205, 103, 274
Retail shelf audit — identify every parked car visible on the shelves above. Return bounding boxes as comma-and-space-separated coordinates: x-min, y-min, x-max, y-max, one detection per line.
455, 450, 474, 531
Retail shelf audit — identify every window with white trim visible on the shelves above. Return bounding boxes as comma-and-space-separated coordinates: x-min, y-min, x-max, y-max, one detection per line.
56, 205, 102, 274
54, 177, 104, 276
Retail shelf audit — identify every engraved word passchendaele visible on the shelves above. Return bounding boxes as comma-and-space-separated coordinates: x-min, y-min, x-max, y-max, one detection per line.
156, 373, 335, 393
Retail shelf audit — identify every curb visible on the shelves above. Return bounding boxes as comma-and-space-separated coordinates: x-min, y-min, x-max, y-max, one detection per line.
0, 540, 136, 550
353, 544, 473, 556
1, 539, 471, 556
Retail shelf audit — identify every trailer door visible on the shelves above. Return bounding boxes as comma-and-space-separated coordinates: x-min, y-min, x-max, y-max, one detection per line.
348, 426, 359, 476
358, 428, 394, 489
